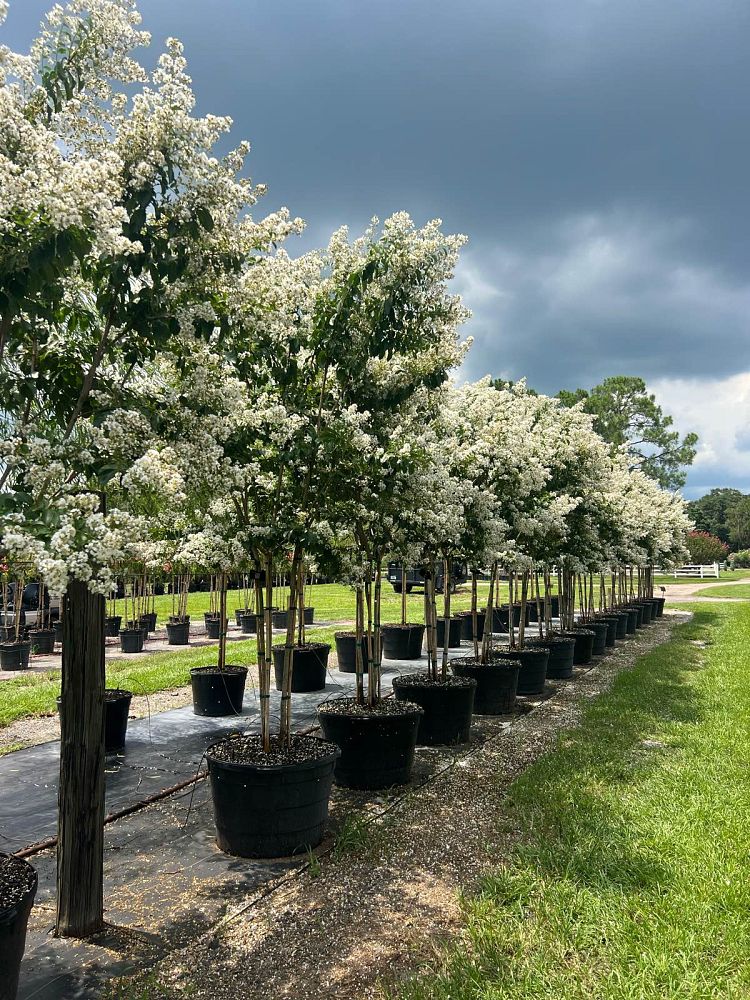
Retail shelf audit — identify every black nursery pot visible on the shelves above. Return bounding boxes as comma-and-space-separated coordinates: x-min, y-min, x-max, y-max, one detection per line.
118, 628, 144, 654
238, 612, 257, 634
139, 612, 157, 632
272, 643, 330, 693
451, 657, 520, 714
579, 621, 609, 656
317, 700, 423, 788
457, 609, 486, 641
625, 607, 640, 632
206, 734, 340, 858
436, 616, 463, 649
526, 600, 546, 623
611, 611, 630, 639
272, 610, 289, 630
652, 596, 666, 617
190, 666, 248, 717
392, 673, 476, 746
205, 617, 222, 640
58, 689, 134, 751
0, 642, 30, 672
0, 853, 38, 1000
105, 615, 122, 638
491, 646, 550, 696
381, 623, 425, 660
234, 608, 252, 626
27, 628, 55, 655
166, 620, 190, 645
596, 616, 620, 647
104, 689, 133, 750
333, 631, 369, 673
529, 636, 576, 679
638, 601, 653, 625
303, 607, 315, 625
565, 628, 596, 665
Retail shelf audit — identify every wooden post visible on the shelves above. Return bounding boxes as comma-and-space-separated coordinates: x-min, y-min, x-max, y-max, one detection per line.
56, 577, 105, 937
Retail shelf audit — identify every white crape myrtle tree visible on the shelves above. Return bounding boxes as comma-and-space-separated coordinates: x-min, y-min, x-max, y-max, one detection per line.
209, 214, 470, 754
0, 0, 299, 934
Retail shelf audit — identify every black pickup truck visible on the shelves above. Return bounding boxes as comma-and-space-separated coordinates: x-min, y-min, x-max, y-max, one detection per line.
386, 561, 469, 594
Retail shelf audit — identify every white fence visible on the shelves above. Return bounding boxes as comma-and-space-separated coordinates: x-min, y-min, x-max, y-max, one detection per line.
661, 563, 720, 579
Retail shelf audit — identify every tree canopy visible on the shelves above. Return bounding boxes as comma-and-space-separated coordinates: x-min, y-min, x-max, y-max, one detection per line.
556, 376, 697, 490
686, 488, 750, 548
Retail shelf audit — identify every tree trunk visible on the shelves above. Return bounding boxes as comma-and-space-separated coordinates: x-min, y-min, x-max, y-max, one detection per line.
56, 579, 105, 937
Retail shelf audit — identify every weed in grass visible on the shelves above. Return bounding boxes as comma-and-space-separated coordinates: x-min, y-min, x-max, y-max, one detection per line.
333, 813, 380, 861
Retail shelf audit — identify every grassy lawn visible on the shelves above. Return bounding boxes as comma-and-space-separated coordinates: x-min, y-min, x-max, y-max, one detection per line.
0, 625, 340, 735
695, 583, 750, 599
394, 601, 750, 1000
141, 580, 516, 626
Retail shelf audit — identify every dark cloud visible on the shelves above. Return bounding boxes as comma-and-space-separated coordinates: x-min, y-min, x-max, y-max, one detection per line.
4, 0, 749, 494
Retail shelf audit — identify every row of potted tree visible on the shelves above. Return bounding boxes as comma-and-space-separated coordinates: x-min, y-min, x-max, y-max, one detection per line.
0, 0, 690, 989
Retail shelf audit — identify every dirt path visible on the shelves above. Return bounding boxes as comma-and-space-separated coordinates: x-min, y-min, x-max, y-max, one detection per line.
660, 576, 750, 602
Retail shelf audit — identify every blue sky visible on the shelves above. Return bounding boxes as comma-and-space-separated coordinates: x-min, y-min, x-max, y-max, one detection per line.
4, 0, 750, 498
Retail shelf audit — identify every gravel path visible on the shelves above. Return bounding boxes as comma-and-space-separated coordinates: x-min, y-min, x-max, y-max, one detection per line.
106, 612, 689, 1000
662, 576, 750, 598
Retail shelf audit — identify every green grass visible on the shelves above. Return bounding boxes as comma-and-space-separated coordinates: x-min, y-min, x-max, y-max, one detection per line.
393, 601, 750, 1000
0, 625, 340, 734
695, 583, 750, 599
125, 580, 516, 627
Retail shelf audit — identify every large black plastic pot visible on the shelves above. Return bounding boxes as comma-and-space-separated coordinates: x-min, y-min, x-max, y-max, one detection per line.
105, 615, 122, 638
0, 854, 37, 1000
491, 604, 521, 632
205, 616, 222, 639
238, 612, 257, 634
166, 620, 190, 645
392, 673, 476, 746
526, 600, 547, 623
190, 666, 248, 716
596, 616, 620, 647
333, 632, 369, 673
450, 657, 520, 714
27, 629, 55, 655
381, 623, 425, 660
491, 646, 549, 695
206, 735, 340, 857
610, 611, 630, 639
104, 689, 133, 750
317, 700, 423, 788
234, 608, 253, 626
58, 689, 134, 751
652, 596, 666, 617
304, 607, 315, 625
529, 636, 576, 679
578, 621, 609, 656
0, 642, 30, 671
565, 629, 595, 665
625, 607, 640, 632
638, 601, 653, 625
119, 628, 144, 654
139, 612, 157, 632
457, 609, 486, 641
272, 610, 289, 630
436, 616, 463, 649
272, 643, 330, 693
